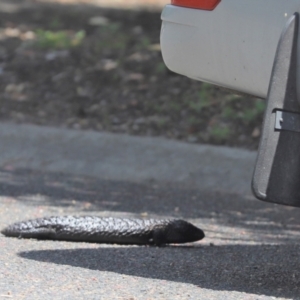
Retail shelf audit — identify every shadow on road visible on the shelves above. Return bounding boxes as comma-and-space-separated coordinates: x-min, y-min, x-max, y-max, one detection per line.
18, 244, 300, 298
1, 167, 300, 243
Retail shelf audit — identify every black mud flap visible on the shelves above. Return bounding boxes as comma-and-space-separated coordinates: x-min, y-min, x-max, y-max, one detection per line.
252, 13, 300, 207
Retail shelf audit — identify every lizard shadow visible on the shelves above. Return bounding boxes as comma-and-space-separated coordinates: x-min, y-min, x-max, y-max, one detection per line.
19, 243, 300, 299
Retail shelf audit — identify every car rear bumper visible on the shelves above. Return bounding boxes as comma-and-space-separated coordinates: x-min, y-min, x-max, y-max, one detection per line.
161, 1, 300, 98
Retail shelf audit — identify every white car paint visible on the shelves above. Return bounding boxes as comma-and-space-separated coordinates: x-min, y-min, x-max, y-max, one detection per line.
160, 1, 300, 98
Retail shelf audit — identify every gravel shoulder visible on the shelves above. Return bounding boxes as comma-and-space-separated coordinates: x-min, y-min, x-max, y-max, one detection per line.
0, 0, 265, 150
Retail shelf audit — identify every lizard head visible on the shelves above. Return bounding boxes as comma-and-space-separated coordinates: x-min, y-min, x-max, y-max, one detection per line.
152, 219, 205, 245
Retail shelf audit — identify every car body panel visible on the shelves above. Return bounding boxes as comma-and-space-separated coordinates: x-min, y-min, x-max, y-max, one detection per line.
160, 1, 300, 98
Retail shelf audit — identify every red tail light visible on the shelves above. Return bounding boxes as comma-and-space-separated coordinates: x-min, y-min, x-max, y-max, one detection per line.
171, 0, 221, 10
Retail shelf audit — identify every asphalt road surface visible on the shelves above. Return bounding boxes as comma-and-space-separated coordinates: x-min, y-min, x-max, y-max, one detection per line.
1, 124, 300, 299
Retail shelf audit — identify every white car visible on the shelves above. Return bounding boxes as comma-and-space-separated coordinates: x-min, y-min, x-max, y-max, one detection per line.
160, 0, 300, 207
161, 0, 300, 98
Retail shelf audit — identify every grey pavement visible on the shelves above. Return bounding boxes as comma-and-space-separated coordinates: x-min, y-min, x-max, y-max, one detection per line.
1, 122, 300, 300
0, 122, 256, 195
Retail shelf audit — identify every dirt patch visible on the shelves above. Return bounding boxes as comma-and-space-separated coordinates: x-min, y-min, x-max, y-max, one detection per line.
0, 2, 264, 149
